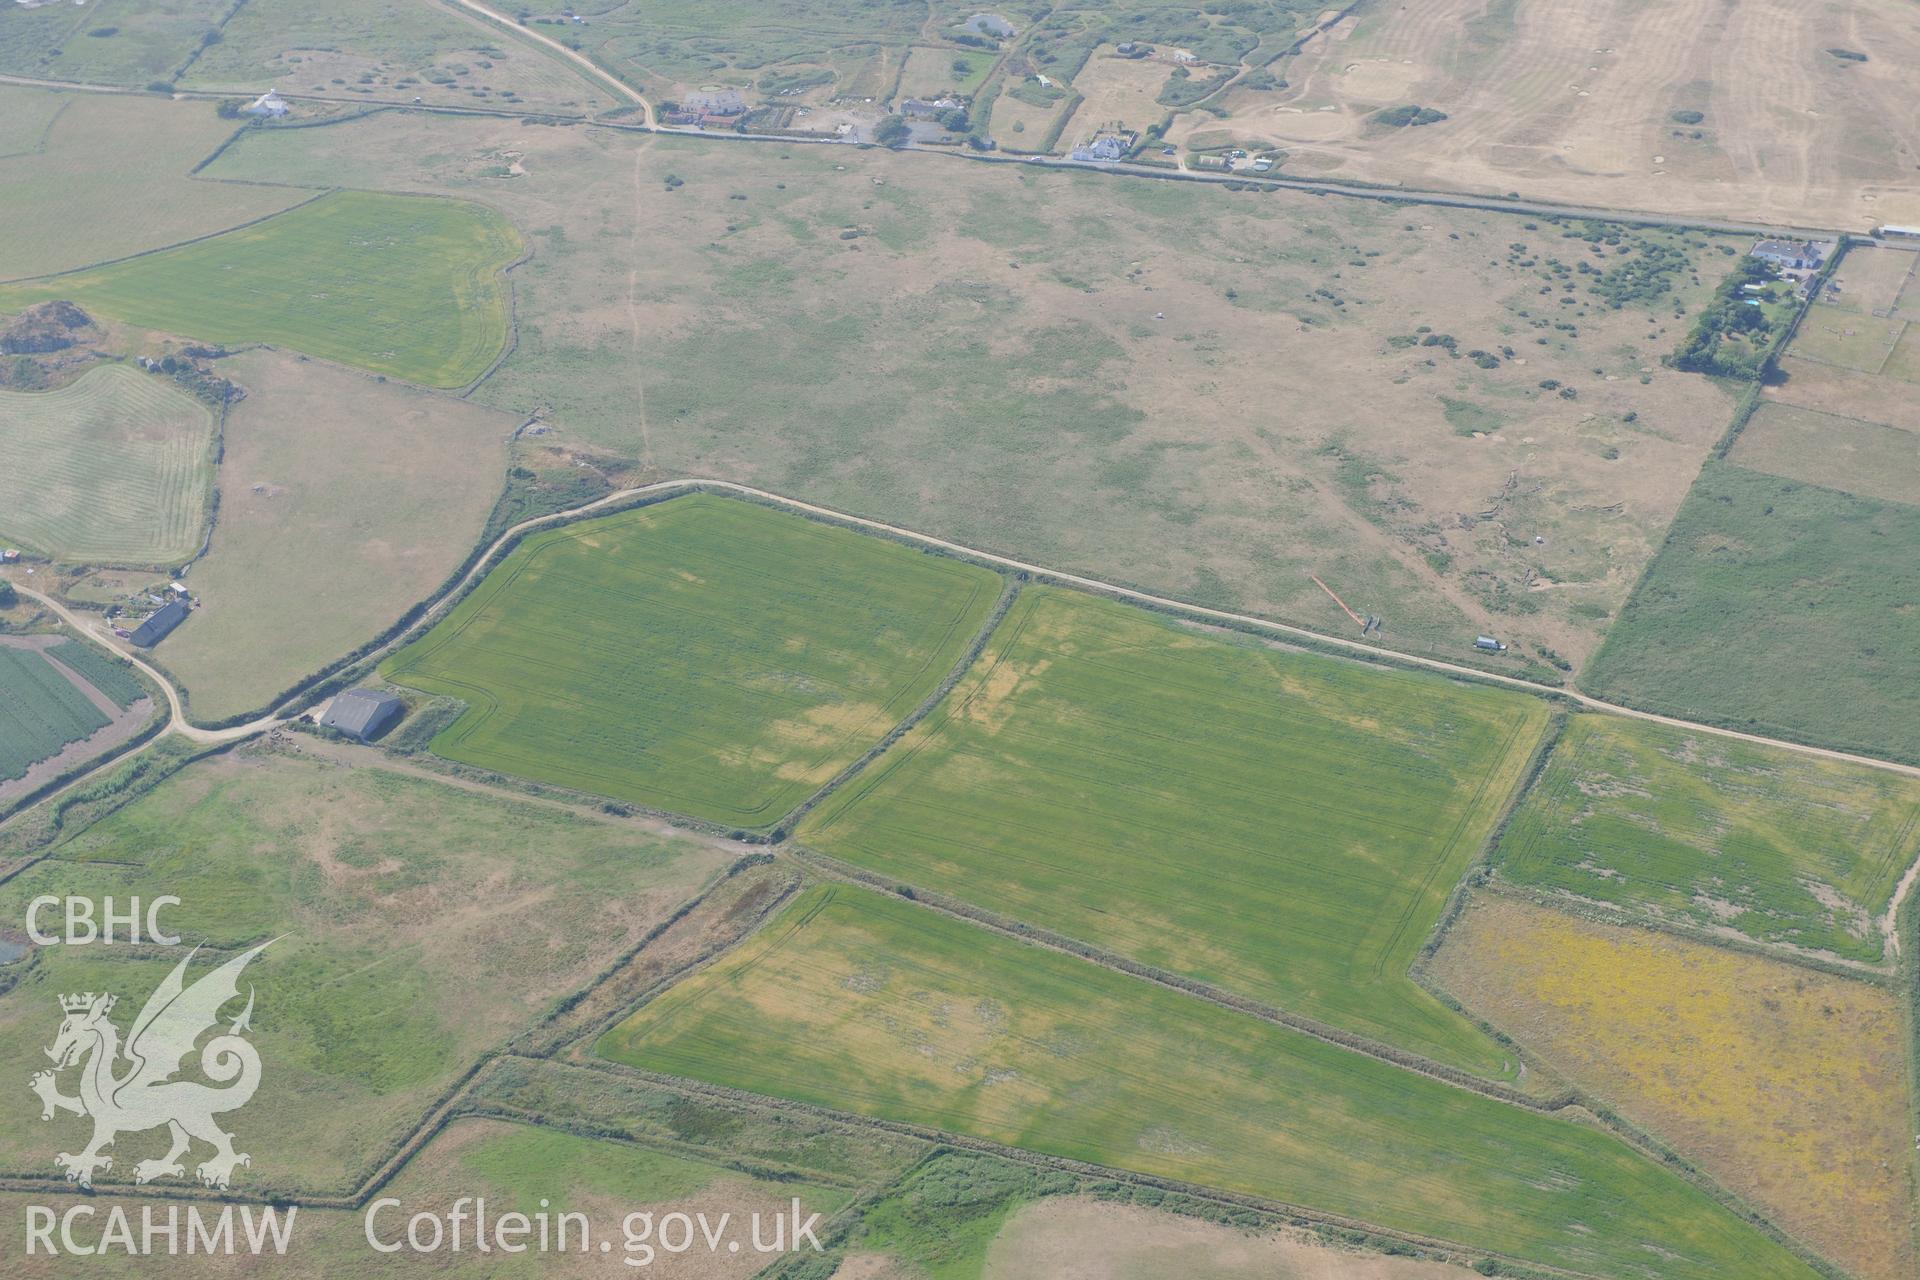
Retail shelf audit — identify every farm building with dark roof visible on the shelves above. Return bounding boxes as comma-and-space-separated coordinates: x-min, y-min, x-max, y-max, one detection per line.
128, 600, 188, 647
320, 689, 405, 741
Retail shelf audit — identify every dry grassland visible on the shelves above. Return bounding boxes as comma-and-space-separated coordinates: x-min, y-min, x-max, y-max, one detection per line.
155, 349, 512, 722
1732, 403, 1920, 505
1768, 354, 1920, 433
990, 90, 1073, 151
896, 45, 993, 100
1062, 46, 1174, 140
1825, 245, 1918, 316
1788, 303, 1906, 373
1753, 246, 1920, 501
0, 87, 303, 282
1899, 265, 1920, 314
179, 0, 616, 115
1431, 895, 1915, 1280
205, 111, 1741, 669
1882, 322, 1920, 383
1217, 0, 1920, 229
979, 1198, 1482, 1280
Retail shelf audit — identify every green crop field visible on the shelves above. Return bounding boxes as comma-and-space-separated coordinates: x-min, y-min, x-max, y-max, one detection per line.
0, 190, 519, 388
0, 646, 110, 782
384, 495, 1003, 829
801, 586, 1548, 1076
1494, 714, 1920, 962
0, 750, 728, 1192
43, 639, 146, 709
602, 884, 1818, 1280
1583, 461, 1920, 764
0, 87, 304, 282
0, 363, 213, 563
1732, 402, 1920, 508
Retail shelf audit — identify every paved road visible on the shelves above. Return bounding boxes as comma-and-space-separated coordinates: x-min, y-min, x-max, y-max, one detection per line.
380, 479, 1920, 783
1011, 156, 1847, 240
23, 476, 1920, 776
9, 583, 276, 745
13, 476, 1919, 932
0, 66, 1843, 238
0, 72, 138, 95
447, 0, 654, 127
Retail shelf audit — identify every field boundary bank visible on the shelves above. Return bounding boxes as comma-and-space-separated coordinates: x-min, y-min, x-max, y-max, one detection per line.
597, 866, 1847, 1280
786, 842, 1560, 1106
0, 188, 334, 288
15, 475, 1920, 872
302, 723, 769, 842
0, 844, 777, 1204
582, 121, 1842, 240
768, 576, 1023, 839
457, 233, 536, 398
570, 1054, 1720, 1280
1901, 880, 1920, 1267
1414, 892, 1857, 1280
538, 864, 805, 1059
165, 0, 247, 86
663, 483, 1920, 779
338, 856, 785, 1208
1713, 242, 1853, 462
0, 734, 231, 862
157, 87, 1842, 250
0, 695, 163, 825
1476, 881, 1900, 983
15, 471, 1920, 986
1408, 711, 1570, 1060
0, 579, 1858, 1274
189, 106, 394, 179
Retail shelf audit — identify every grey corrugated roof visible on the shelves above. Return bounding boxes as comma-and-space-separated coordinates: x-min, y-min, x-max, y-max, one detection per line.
321, 689, 405, 740
129, 600, 188, 647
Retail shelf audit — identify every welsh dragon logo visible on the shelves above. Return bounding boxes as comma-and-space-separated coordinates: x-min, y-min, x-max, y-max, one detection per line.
29, 942, 271, 1190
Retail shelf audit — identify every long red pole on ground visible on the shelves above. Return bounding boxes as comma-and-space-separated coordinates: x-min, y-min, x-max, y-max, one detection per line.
1308, 574, 1366, 630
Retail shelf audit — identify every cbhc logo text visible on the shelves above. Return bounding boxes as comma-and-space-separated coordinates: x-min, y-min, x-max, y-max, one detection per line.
26, 896, 182, 946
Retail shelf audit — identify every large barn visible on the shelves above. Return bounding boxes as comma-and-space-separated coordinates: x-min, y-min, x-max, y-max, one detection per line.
320, 688, 406, 741
128, 600, 188, 647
